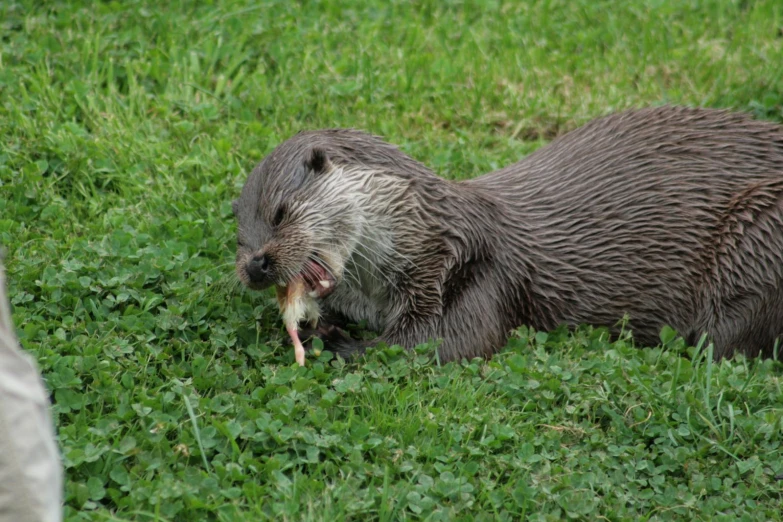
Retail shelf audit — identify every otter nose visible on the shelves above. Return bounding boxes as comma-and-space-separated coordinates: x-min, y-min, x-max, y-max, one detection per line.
246, 254, 272, 284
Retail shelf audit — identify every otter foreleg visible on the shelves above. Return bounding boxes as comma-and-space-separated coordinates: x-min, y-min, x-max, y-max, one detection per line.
305, 282, 510, 362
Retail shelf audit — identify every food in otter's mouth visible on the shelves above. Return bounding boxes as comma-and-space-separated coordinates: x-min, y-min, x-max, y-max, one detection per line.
275, 263, 330, 365
275, 279, 317, 366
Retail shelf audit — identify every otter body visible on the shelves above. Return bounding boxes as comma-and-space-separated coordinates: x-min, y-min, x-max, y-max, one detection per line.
234, 106, 783, 361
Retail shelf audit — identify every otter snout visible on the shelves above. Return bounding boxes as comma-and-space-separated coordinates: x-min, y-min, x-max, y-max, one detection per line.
245, 253, 275, 289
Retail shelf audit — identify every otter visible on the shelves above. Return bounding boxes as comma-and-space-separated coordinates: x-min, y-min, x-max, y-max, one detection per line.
233, 106, 783, 362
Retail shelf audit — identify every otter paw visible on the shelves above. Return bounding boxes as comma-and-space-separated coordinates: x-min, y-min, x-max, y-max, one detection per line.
329, 337, 369, 360
298, 322, 348, 351
298, 322, 366, 359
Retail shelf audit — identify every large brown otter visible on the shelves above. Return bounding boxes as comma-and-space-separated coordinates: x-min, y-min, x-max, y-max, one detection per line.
233, 106, 783, 362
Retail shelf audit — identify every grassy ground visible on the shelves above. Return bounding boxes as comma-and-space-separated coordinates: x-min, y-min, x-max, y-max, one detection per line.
2, 0, 783, 520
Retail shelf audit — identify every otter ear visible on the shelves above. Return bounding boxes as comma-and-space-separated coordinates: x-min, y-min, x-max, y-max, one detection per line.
231, 199, 239, 217
305, 148, 330, 174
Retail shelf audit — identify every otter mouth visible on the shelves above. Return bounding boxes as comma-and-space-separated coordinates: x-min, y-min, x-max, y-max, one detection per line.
284, 255, 336, 299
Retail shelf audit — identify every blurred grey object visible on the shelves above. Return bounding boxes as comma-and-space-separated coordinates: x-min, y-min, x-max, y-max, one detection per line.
0, 261, 63, 522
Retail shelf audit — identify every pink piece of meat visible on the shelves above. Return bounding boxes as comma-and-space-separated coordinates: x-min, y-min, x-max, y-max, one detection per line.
276, 278, 312, 367
286, 321, 306, 366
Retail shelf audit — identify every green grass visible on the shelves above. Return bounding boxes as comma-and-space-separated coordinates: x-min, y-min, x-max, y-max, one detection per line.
2, 0, 783, 520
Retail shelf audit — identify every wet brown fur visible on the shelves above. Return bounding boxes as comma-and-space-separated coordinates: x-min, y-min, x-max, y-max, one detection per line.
234, 106, 783, 362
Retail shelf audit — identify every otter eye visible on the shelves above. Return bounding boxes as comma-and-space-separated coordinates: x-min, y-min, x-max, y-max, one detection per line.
272, 205, 286, 227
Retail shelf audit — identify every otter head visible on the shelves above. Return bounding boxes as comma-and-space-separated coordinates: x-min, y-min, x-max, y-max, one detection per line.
233, 130, 390, 299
